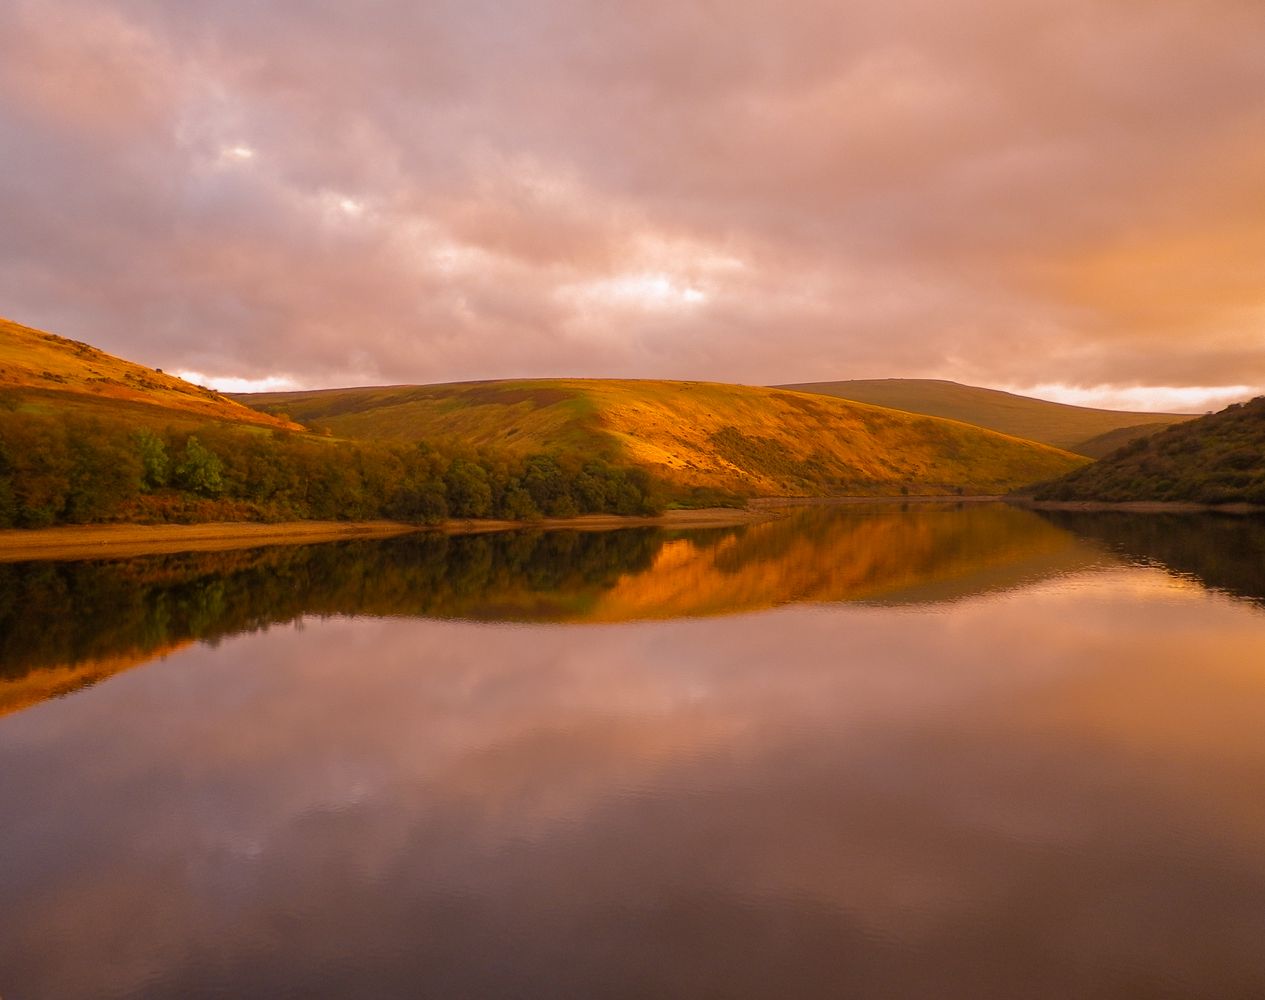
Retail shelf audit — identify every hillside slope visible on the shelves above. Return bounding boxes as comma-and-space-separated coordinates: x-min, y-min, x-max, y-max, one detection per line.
1031, 396, 1265, 504
239, 379, 1086, 496
0, 316, 299, 431
779, 378, 1193, 456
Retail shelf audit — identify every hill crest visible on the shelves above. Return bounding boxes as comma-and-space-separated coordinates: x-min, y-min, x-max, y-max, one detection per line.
239, 377, 1087, 497
0, 316, 300, 431
779, 378, 1194, 456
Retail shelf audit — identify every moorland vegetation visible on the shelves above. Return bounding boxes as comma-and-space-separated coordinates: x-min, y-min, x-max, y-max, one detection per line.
0, 316, 1107, 530
1031, 396, 1265, 504
240, 378, 1085, 497
0, 403, 662, 528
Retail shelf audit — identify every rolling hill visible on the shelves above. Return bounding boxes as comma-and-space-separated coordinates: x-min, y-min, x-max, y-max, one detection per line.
1030, 396, 1265, 505
0, 315, 300, 431
779, 379, 1194, 457
0, 317, 1087, 523
238, 378, 1086, 496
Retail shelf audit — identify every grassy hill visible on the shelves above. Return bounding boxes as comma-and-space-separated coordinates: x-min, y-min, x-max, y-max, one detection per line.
0, 319, 659, 527
239, 379, 1086, 497
0, 316, 300, 431
779, 378, 1194, 456
1030, 396, 1265, 504
0, 317, 1086, 523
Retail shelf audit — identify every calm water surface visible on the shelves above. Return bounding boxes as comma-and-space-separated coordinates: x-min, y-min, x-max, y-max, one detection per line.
3, 504, 1265, 998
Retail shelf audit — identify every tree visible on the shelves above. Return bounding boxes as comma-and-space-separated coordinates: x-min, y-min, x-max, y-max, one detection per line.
445, 458, 492, 518
134, 428, 169, 490
175, 436, 225, 496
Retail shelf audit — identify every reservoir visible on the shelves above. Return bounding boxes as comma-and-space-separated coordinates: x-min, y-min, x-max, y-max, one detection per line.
3, 504, 1264, 998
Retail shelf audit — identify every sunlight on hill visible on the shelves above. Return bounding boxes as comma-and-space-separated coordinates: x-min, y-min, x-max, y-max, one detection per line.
242, 379, 1086, 497
0, 316, 301, 431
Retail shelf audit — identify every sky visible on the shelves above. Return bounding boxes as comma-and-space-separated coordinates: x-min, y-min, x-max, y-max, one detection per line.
2, 0, 1263, 411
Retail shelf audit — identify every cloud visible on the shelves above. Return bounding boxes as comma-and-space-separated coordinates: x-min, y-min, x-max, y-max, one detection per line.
2, 0, 1264, 407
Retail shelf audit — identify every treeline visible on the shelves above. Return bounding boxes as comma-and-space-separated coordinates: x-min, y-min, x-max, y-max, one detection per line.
0, 406, 663, 528
1031, 396, 1265, 505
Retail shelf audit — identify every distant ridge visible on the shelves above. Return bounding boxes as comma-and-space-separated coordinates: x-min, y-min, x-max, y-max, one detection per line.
238, 378, 1086, 497
779, 378, 1195, 457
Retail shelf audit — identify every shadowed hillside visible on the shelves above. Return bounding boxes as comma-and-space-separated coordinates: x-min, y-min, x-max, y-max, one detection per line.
1031, 396, 1265, 504
779, 378, 1193, 456
239, 379, 1086, 497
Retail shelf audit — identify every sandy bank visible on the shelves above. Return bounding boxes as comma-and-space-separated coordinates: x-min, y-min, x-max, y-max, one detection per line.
0, 507, 774, 562
750, 495, 1007, 508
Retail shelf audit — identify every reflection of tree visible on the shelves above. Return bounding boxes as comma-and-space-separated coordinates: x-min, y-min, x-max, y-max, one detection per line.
1034, 511, 1265, 607
0, 504, 1097, 698
0, 529, 664, 682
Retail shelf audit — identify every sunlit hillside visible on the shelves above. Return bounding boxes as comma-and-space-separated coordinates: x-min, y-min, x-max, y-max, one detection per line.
240, 379, 1086, 496
0, 316, 300, 431
780, 378, 1194, 456
0, 320, 664, 528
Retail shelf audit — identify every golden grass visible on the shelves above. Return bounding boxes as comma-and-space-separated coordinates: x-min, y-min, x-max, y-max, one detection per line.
1, 316, 1085, 498
243, 378, 1088, 495
0, 315, 301, 431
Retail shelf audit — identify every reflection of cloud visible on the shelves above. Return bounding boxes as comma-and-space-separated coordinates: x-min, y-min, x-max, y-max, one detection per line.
4, 574, 1265, 996
2, 2, 1265, 397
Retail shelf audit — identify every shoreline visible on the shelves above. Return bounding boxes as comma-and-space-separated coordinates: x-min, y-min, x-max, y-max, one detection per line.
14, 492, 1253, 561
750, 494, 1006, 508
0, 507, 776, 562
1008, 498, 1265, 515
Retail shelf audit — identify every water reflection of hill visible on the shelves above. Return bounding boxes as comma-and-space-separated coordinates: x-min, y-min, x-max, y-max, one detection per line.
1033, 511, 1265, 608
584, 505, 1100, 620
1, 505, 1099, 714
